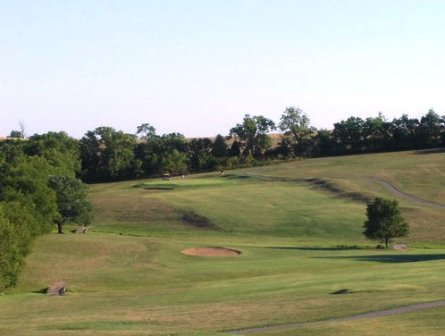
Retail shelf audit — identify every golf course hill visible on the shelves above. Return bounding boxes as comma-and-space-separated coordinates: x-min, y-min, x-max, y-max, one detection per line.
2, 148, 445, 336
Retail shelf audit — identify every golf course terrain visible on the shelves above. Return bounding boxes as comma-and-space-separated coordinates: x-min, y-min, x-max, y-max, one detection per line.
1, 149, 445, 335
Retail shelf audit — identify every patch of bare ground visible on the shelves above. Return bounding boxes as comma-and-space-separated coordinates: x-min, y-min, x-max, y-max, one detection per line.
393, 243, 409, 251
181, 247, 241, 257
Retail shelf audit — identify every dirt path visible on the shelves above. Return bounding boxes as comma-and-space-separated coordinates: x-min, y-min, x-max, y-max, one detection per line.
371, 178, 445, 209
227, 300, 445, 335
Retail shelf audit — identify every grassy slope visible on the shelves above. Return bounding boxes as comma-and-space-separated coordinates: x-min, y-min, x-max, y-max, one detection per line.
1, 150, 445, 335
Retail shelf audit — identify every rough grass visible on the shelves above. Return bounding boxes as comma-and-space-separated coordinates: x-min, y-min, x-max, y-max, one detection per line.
1, 150, 445, 335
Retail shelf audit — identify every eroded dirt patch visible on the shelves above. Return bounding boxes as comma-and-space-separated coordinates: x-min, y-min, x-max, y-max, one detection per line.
181, 247, 241, 257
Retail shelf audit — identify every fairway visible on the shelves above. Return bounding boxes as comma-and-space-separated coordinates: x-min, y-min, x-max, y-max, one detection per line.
2, 150, 445, 335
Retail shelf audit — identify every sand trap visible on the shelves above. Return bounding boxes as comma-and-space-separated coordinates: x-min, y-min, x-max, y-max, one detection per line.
181, 247, 241, 257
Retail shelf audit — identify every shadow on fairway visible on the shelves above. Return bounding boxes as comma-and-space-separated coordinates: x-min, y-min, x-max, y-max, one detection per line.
321, 254, 445, 263
267, 245, 362, 251
415, 147, 445, 155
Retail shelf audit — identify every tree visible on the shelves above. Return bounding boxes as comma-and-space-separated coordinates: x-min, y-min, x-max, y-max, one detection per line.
228, 140, 241, 157
333, 117, 365, 154
390, 114, 419, 150
159, 149, 187, 176
80, 127, 140, 181
363, 197, 409, 248
230, 114, 276, 159
25, 132, 81, 177
48, 176, 92, 234
279, 106, 312, 156
188, 138, 213, 171
0, 151, 61, 290
417, 109, 443, 148
0, 203, 24, 290
136, 123, 157, 140
9, 130, 23, 139
212, 134, 228, 158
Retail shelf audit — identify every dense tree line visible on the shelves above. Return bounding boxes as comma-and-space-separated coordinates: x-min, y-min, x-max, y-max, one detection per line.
74, 108, 445, 182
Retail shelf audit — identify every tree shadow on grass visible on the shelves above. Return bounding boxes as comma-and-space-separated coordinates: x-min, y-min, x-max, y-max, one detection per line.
267, 245, 362, 251
320, 254, 445, 263
414, 147, 445, 155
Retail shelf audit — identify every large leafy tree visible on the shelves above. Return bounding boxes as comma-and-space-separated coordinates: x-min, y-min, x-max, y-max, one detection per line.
0, 150, 59, 290
333, 116, 366, 154
80, 127, 140, 181
279, 106, 313, 156
48, 176, 92, 234
363, 113, 391, 152
24, 132, 81, 176
135, 130, 188, 176
390, 114, 419, 150
0, 155, 58, 236
188, 138, 213, 171
417, 109, 443, 148
230, 114, 276, 159
363, 197, 409, 248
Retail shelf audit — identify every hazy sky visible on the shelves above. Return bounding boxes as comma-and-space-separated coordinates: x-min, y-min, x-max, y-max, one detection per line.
1, 0, 444, 138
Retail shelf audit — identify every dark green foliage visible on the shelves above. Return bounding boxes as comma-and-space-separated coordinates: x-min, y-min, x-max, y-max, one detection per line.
8, 130, 24, 139
134, 131, 189, 176
0, 154, 59, 290
0, 155, 58, 236
417, 109, 443, 148
188, 138, 214, 171
80, 109, 445, 182
136, 123, 157, 140
48, 176, 92, 234
0, 204, 23, 290
24, 132, 81, 176
229, 140, 241, 157
80, 127, 141, 181
279, 106, 313, 156
230, 114, 276, 160
363, 197, 409, 248
0, 135, 82, 290
211, 134, 228, 158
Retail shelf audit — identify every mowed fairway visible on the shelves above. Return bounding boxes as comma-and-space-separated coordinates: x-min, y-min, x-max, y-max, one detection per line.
1, 150, 445, 335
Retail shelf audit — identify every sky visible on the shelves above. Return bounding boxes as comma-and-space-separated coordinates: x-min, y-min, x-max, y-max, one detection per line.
1, 0, 445, 138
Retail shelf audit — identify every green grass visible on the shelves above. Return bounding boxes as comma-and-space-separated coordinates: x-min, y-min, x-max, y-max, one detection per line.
1, 150, 445, 335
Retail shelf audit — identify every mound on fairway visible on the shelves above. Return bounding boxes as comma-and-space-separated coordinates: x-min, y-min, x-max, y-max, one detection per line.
181, 247, 241, 257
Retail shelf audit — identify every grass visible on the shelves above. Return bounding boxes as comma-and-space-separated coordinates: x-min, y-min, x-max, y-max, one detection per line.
257, 307, 445, 336
1, 149, 445, 335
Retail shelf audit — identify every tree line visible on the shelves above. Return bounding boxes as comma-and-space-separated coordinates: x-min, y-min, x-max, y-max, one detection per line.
71, 108, 445, 182
6, 108, 445, 184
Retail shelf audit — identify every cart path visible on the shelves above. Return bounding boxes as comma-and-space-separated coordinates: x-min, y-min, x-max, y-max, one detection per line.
226, 300, 445, 335
242, 173, 445, 209
371, 178, 445, 209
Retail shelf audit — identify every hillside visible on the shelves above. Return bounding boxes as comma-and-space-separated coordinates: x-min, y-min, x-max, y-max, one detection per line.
1, 149, 445, 335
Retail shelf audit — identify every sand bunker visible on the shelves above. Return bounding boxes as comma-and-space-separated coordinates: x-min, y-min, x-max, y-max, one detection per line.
181, 247, 241, 257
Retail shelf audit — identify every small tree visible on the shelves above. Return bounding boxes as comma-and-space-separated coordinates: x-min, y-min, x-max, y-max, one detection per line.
363, 197, 409, 248
48, 176, 92, 234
